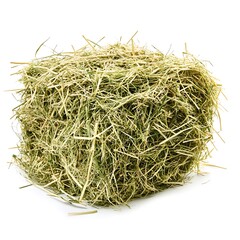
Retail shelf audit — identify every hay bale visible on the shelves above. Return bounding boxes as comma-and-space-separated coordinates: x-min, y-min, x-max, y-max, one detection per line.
13, 42, 220, 206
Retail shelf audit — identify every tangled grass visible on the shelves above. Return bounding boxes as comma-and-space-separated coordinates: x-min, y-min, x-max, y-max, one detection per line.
13, 41, 221, 206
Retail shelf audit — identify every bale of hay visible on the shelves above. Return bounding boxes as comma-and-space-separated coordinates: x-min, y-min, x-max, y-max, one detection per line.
13, 42, 220, 206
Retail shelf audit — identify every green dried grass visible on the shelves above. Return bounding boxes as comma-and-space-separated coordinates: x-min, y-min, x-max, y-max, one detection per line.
13, 41, 221, 206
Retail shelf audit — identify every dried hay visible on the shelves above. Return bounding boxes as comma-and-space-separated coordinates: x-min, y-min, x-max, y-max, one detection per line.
13, 40, 221, 206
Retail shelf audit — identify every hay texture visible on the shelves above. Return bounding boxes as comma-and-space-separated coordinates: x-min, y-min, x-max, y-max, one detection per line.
13, 42, 220, 206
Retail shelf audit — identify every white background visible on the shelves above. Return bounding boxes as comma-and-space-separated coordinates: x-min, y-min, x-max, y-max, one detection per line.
0, 0, 239, 239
